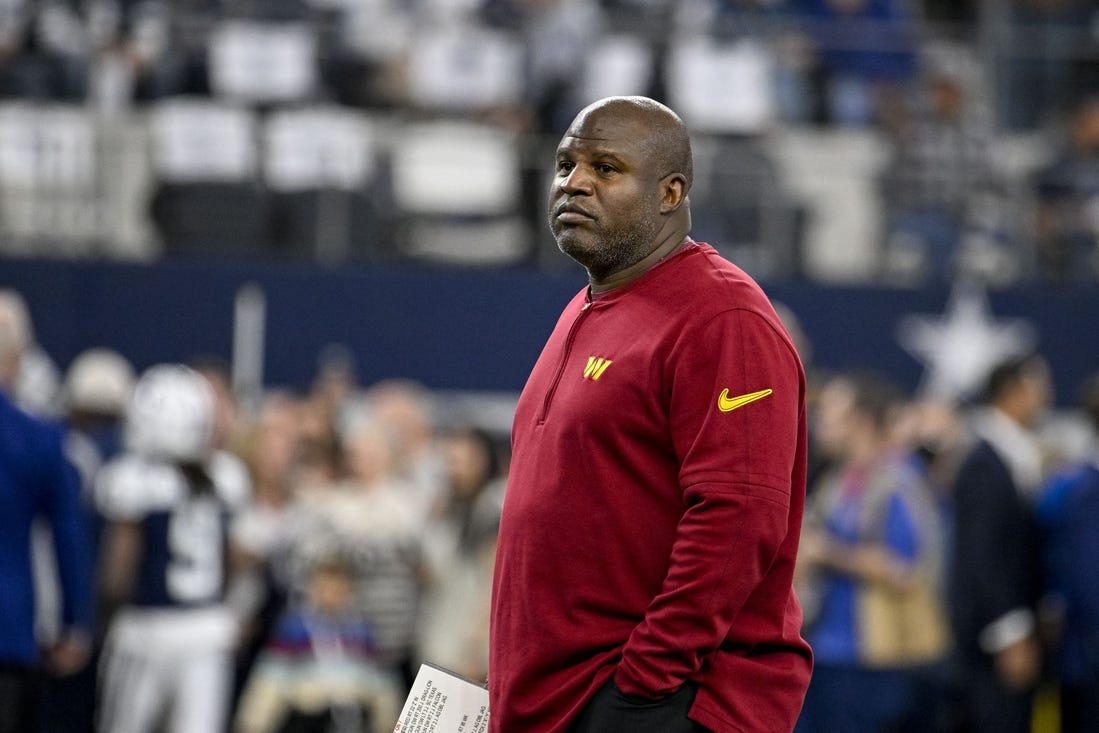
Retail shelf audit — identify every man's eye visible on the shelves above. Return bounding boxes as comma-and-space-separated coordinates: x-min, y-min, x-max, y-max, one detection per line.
595, 163, 616, 174
556, 161, 574, 173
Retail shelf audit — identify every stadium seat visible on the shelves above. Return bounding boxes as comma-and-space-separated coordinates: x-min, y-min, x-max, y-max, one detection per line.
0, 103, 99, 255
690, 133, 804, 279
766, 128, 891, 283
208, 20, 318, 104
578, 33, 654, 103
406, 23, 523, 112
387, 120, 529, 265
667, 37, 777, 135
263, 106, 386, 261
147, 98, 268, 256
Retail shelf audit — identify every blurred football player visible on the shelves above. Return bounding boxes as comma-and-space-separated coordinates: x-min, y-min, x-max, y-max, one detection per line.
94, 364, 250, 733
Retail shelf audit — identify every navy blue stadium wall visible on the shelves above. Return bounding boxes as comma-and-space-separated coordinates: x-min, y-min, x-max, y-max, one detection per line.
1, 256, 1095, 405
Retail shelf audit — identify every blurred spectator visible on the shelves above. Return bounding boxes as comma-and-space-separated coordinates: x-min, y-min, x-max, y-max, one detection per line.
33, 348, 134, 733
949, 353, 1052, 733
0, 289, 94, 733
192, 356, 246, 452
880, 49, 998, 284
894, 397, 968, 501
804, 367, 845, 499
232, 394, 305, 613
310, 345, 358, 434
289, 411, 427, 691
795, 371, 949, 733
0, 293, 63, 418
0, 1, 87, 101
417, 426, 505, 681
233, 551, 402, 733
793, 0, 918, 127
1033, 371, 1099, 733
1033, 95, 1099, 283
363, 379, 446, 524
229, 394, 306, 716
14, 344, 62, 419
315, 0, 411, 109
191, 355, 243, 452
94, 363, 251, 733
294, 393, 343, 492
62, 348, 135, 489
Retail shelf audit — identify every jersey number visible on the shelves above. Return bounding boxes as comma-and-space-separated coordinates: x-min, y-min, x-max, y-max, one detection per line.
166, 499, 223, 603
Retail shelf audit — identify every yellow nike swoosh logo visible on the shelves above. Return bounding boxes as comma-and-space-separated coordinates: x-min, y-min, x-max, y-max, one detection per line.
718, 388, 773, 412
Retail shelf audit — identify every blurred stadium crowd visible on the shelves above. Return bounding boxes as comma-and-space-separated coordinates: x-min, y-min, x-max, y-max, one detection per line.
3, 288, 506, 733
3, 287, 1099, 733
1, 0, 1099, 283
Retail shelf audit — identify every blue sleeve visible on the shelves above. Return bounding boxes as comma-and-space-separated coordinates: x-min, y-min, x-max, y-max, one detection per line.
1065, 471, 1099, 623
1035, 466, 1089, 600
266, 611, 311, 651
39, 426, 94, 633
884, 492, 920, 562
1035, 468, 1082, 529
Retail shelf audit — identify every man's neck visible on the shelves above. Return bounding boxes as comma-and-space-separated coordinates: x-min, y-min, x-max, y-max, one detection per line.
992, 401, 1031, 432
589, 231, 692, 293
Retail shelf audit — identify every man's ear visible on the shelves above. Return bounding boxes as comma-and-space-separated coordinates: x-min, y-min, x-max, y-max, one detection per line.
659, 174, 688, 214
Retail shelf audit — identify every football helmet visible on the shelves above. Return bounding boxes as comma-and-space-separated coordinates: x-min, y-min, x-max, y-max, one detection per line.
124, 364, 216, 462
65, 347, 136, 415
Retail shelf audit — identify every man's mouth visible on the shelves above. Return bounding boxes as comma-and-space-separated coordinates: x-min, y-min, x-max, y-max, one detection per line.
555, 202, 594, 223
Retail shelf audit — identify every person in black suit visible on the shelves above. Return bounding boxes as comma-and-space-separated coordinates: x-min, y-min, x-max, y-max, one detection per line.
949, 353, 1053, 733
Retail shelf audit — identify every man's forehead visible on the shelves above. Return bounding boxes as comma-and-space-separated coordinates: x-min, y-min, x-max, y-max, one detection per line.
567, 107, 642, 138
555, 136, 639, 162
557, 133, 627, 151
559, 113, 647, 152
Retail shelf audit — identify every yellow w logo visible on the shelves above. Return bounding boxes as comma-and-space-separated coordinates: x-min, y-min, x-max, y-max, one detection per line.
583, 357, 613, 380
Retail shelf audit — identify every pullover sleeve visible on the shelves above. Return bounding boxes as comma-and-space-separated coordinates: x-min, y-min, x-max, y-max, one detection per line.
615, 308, 803, 698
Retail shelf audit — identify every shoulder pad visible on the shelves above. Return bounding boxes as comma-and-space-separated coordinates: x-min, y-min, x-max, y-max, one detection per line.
95, 454, 181, 520
209, 450, 251, 511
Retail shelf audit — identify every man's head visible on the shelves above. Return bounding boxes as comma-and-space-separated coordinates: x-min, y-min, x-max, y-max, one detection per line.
0, 289, 32, 391
548, 96, 693, 283
814, 371, 903, 460
983, 353, 1052, 429
306, 553, 358, 617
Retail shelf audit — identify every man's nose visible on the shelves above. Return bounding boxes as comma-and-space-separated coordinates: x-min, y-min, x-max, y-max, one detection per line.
559, 166, 593, 195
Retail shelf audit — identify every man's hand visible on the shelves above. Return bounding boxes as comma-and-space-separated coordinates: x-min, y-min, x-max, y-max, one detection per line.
47, 630, 92, 676
994, 635, 1040, 690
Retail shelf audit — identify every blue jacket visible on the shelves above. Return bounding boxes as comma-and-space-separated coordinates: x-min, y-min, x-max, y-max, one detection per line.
0, 390, 93, 663
1037, 462, 1099, 683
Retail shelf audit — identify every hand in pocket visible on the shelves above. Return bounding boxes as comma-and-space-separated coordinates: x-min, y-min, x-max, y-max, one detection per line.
571, 679, 705, 733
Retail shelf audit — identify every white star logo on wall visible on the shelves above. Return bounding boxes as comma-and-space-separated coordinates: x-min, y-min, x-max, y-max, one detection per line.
896, 282, 1036, 401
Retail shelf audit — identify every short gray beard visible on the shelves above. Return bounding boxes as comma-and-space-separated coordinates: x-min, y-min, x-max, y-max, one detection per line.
552, 213, 661, 282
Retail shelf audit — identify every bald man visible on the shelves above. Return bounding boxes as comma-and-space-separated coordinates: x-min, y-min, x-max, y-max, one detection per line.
488, 97, 812, 732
